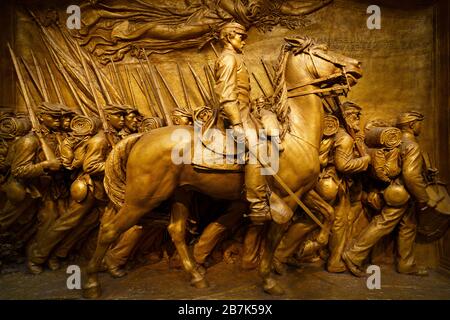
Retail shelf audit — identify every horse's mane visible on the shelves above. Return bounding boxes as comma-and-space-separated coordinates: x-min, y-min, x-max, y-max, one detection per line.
272, 36, 320, 136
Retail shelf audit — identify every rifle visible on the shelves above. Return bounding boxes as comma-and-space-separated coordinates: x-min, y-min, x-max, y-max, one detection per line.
132, 72, 154, 116
154, 66, 182, 110
142, 49, 173, 125
177, 63, 191, 111
48, 48, 88, 116
31, 52, 50, 102
76, 44, 115, 147
20, 57, 46, 101
7, 43, 57, 161
137, 56, 164, 119
45, 59, 64, 104
87, 54, 113, 105
187, 63, 212, 106
124, 65, 136, 107
109, 58, 127, 104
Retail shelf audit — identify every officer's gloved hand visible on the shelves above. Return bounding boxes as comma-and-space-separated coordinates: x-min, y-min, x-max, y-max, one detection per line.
427, 195, 444, 209
232, 123, 246, 145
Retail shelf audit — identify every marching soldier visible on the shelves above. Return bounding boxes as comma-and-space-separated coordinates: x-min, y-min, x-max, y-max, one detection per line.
27, 104, 125, 272
0, 111, 33, 231
103, 105, 145, 277
6, 103, 66, 274
43, 114, 108, 269
343, 111, 438, 276
327, 102, 371, 273
104, 104, 128, 144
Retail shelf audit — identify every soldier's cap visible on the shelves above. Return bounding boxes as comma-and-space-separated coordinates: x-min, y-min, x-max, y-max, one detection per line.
342, 101, 362, 116
104, 104, 128, 115
396, 111, 424, 125
124, 105, 141, 116
172, 107, 192, 118
36, 102, 64, 116
221, 22, 248, 38
58, 104, 77, 116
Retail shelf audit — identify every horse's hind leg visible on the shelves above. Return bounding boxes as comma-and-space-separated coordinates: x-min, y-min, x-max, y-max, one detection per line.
168, 189, 208, 289
82, 201, 156, 299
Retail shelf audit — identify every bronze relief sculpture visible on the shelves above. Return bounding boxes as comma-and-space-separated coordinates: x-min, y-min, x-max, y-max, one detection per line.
0, 0, 449, 301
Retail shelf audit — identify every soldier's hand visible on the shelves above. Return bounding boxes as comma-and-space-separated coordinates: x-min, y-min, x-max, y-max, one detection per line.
42, 159, 61, 171
363, 154, 371, 163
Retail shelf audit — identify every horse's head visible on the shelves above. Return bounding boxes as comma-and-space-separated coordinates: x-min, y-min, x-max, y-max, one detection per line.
284, 36, 362, 89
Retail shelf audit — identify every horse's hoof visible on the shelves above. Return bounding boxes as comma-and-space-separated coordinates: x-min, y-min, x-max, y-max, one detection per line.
273, 258, 287, 275
197, 265, 206, 276
263, 279, 285, 296
191, 277, 209, 289
82, 285, 102, 299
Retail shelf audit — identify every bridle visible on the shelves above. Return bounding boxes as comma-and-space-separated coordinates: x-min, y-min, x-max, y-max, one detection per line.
287, 46, 354, 99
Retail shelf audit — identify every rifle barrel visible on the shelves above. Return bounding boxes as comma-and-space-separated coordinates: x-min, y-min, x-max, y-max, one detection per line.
45, 59, 64, 104
7, 43, 56, 161
154, 65, 182, 110
177, 63, 191, 111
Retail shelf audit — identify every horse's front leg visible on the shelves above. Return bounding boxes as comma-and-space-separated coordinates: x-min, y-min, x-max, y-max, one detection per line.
168, 190, 208, 289
259, 220, 289, 295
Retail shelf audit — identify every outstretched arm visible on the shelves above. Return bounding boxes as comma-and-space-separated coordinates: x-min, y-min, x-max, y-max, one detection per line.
280, 0, 333, 16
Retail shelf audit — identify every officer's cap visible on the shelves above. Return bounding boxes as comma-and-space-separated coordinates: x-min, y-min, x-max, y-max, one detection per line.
220, 22, 247, 39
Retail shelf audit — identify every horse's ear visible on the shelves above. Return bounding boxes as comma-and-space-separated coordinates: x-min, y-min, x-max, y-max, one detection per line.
284, 36, 312, 54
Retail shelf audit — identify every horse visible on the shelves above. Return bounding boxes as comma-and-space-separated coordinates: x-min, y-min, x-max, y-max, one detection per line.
82, 36, 363, 298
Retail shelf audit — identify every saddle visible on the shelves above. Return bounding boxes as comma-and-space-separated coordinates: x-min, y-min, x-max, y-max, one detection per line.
191, 105, 282, 173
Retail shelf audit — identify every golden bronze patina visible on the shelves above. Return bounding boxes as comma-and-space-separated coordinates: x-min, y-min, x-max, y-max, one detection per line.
0, 0, 449, 301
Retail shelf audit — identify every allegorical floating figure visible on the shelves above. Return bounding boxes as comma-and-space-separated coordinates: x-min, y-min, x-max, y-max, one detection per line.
76, 0, 333, 62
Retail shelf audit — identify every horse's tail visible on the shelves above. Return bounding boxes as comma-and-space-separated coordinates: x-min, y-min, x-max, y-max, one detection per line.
104, 133, 143, 208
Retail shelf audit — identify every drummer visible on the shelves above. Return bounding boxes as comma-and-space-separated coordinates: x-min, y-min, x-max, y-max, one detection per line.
343, 111, 440, 277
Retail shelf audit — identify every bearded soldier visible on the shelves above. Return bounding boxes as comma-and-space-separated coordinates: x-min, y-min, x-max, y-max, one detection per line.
327, 102, 371, 273
118, 106, 142, 139
214, 21, 271, 224
343, 111, 438, 277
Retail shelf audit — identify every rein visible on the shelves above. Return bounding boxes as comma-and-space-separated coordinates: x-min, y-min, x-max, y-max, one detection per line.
287, 49, 352, 99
